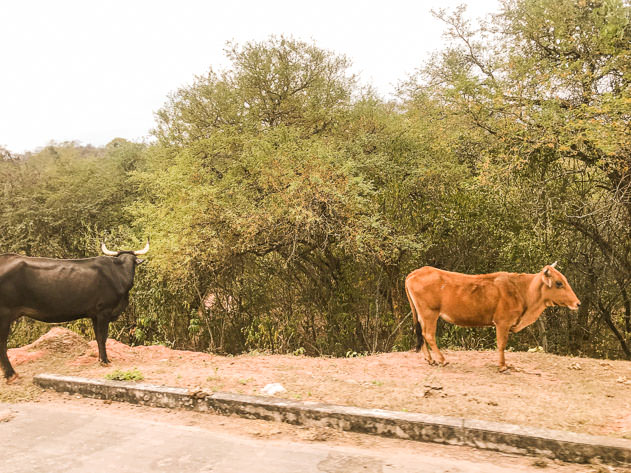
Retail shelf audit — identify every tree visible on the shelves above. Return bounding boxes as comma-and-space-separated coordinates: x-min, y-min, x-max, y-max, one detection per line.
153, 36, 355, 146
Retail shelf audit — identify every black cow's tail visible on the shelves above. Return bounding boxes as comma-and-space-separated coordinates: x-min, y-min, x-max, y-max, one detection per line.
405, 279, 424, 352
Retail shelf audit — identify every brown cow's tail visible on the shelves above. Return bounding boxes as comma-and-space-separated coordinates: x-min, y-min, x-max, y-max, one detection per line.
405, 279, 424, 352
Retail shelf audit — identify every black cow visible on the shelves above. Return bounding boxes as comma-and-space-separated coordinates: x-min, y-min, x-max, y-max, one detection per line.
0, 241, 149, 383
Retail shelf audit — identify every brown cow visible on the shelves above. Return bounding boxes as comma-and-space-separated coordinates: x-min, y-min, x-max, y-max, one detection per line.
404, 262, 580, 372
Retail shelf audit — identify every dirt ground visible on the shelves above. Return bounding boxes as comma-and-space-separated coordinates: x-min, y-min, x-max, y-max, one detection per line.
3, 327, 631, 439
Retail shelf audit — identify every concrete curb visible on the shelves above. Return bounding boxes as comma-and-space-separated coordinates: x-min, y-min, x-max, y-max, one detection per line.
33, 373, 631, 465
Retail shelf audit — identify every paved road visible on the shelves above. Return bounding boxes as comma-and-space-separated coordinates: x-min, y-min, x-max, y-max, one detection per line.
0, 403, 587, 473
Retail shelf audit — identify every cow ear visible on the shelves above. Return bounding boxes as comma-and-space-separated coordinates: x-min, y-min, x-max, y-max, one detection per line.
135, 258, 145, 265
542, 267, 552, 288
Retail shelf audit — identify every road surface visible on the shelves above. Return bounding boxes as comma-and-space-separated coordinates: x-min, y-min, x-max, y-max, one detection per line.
0, 401, 597, 472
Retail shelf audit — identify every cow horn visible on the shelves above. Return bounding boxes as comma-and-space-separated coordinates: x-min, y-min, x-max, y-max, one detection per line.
133, 239, 150, 256
550, 261, 558, 268
101, 243, 118, 256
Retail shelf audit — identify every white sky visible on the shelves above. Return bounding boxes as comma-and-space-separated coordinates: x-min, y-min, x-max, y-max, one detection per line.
0, 1, 499, 154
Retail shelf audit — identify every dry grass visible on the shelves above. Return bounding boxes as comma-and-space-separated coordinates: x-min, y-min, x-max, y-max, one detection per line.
3, 327, 631, 438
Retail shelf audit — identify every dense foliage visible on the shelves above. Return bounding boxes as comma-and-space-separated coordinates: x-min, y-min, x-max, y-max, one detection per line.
3, 1, 630, 359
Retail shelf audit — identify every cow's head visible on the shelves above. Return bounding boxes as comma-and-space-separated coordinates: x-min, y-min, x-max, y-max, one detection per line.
101, 240, 149, 265
540, 262, 580, 310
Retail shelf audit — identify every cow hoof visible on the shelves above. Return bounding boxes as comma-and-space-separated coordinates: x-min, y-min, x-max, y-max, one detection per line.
427, 359, 437, 366
99, 360, 111, 366
498, 366, 511, 373
6, 373, 19, 384
440, 361, 449, 367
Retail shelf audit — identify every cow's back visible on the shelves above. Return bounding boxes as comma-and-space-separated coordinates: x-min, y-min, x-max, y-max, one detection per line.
0, 254, 121, 321
406, 267, 518, 327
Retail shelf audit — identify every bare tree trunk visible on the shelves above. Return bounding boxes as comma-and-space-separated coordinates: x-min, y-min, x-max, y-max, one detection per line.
598, 302, 631, 360
537, 317, 548, 352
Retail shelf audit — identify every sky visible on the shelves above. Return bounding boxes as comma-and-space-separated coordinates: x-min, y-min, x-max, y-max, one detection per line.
0, 1, 500, 154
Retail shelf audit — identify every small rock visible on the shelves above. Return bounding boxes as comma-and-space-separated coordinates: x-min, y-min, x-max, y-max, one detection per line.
569, 362, 582, 370
190, 390, 209, 399
418, 384, 444, 397
261, 383, 286, 395
423, 384, 443, 391
188, 385, 209, 399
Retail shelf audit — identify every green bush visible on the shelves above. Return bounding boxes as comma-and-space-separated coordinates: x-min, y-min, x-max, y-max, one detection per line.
105, 368, 144, 382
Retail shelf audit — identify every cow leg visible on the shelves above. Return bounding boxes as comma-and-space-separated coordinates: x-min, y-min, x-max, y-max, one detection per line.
92, 316, 111, 365
419, 333, 434, 365
420, 334, 434, 365
0, 315, 18, 383
422, 312, 447, 366
496, 324, 511, 373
